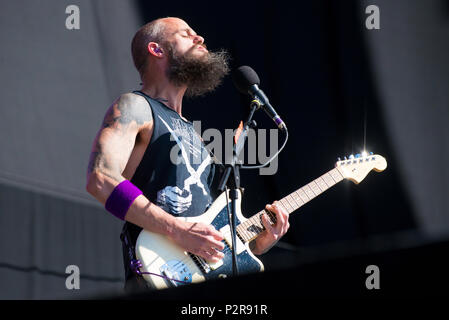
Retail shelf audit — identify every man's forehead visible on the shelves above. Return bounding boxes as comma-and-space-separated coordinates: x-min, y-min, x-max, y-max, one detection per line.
161, 18, 196, 35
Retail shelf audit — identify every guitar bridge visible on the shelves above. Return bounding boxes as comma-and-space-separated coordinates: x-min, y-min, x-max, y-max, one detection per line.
188, 252, 211, 273
159, 260, 193, 287
188, 246, 225, 273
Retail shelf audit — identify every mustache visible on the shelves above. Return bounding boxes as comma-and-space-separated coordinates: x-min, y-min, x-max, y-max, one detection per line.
186, 43, 208, 55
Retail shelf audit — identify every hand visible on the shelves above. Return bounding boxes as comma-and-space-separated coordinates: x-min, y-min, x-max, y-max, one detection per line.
251, 201, 290, 255
170, 221, 225, 263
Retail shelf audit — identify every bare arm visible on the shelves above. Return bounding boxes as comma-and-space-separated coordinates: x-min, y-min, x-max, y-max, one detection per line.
85, 93, 224, 261
86, 92, 150, 202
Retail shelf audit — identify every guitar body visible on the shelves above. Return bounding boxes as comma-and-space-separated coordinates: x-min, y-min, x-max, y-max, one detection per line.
135, 190, 264, 290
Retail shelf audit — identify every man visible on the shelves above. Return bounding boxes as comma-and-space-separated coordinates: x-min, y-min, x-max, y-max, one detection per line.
86, 17, 290, 291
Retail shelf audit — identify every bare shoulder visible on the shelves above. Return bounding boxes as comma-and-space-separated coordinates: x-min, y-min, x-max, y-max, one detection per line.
103, 92, 153, 130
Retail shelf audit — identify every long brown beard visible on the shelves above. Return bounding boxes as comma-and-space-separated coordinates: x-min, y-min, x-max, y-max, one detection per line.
166, 44, 230, 97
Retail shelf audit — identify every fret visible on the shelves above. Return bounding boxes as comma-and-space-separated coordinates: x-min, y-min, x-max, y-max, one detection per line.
283, 195, 297, 212
236, 222, 247, 242
266, 210, 277, 224
238, 209, 280, 243
240, 220, 253, 242
286, 194, 300, 210
334, 166, 346, 181
292, 191, 304, 207
316, 176, 329, 191
330, 168, 343, 183
297, 189, 309, 203
309, 181, 322, 196
279, 199, 292, 213
240, 216, 263, 242
248, 223, 264, 235
303, 185, 316, 199
322, 173, 335, 187
236, 227, 246, 242
249, 217, 259, 237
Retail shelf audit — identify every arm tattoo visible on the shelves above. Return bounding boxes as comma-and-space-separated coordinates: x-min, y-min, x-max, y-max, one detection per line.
102, 93, 152, 129
87, 93, 152, 179
249, 239, 276, 255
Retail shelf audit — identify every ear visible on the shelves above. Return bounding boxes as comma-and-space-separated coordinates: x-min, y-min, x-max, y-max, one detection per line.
148, 42, 164, 57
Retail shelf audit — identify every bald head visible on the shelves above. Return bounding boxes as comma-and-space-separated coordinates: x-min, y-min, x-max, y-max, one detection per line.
131, 18, 168, 75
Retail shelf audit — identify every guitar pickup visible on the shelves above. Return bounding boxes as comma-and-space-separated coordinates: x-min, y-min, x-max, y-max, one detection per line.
208, 259, 224, 270
219, 225, 245, 255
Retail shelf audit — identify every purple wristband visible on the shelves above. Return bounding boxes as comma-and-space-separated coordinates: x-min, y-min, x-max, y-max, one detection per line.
105, 180, 143, 220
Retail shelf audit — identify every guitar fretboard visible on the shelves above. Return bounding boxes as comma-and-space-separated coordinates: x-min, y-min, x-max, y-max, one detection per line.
236, 167, 344, 243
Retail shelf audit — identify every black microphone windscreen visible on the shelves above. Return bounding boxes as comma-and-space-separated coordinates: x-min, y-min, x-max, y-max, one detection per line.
232, 66, 260, 94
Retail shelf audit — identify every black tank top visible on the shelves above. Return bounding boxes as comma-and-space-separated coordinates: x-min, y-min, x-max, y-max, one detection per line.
123, 91, 217, 246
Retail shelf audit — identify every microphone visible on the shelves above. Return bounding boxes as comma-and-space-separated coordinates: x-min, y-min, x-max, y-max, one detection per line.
232, 66, 286, 131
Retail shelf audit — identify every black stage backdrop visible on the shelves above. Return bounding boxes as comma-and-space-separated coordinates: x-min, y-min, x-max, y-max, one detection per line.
0, 0, 448, 299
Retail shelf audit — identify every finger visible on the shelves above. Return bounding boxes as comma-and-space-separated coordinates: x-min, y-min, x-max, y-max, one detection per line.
284, 221, 290, 234
265, 204, 278, 221
205, 247, 220, 257
198, 251, 216, 262
274, 204, 290, 235
215, 250, 225, 259
273, 201, 289, 217
274, 201, 290, 234
261, 212, 274, 234
271, 204, 286, 232
208, 226, 224, 241
265, 204, 281, 231
207, 256, 222, 263
202, 249, 224, 262
274, 201, 289, 216
208, 237, 225, 251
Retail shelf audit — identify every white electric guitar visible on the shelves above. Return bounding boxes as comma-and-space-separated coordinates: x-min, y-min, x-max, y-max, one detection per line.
135, 152, 387, 289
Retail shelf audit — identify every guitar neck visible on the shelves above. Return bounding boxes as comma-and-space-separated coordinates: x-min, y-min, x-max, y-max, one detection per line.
237, 167, 345, 243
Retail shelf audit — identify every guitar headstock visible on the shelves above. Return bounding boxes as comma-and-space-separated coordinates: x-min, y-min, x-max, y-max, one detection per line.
336, 152, 387, 184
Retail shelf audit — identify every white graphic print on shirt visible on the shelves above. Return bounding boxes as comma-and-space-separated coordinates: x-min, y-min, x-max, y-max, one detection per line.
156, 116, 211, 215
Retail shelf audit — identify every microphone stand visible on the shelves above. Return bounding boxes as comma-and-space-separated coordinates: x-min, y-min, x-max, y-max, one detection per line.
217, 99, 260, 277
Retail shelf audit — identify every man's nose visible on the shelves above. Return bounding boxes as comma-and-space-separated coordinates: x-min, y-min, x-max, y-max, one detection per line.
192, 34, 204, 45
